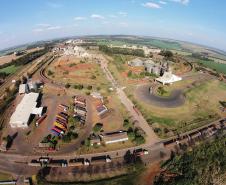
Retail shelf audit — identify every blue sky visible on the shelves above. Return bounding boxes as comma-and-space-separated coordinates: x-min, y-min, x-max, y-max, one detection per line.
0, 0, 225, 51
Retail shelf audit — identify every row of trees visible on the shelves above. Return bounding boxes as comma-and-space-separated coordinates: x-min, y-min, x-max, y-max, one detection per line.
0, 47, 48, 70
99, 45, 145, 57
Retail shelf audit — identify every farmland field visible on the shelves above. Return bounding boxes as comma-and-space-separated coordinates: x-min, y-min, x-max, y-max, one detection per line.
199, 59, 226, 74
94, 38, 182, 50
0, 64, 19, 74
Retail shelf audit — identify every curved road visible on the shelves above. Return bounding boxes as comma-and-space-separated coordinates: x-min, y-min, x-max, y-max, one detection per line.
135, 84, 185, 108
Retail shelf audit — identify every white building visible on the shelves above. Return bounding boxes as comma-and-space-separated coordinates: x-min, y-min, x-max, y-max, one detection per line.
10, 93, 43, 128
156, 72, 182, 85
100, 132, 128, 144
19, 84, 29, 94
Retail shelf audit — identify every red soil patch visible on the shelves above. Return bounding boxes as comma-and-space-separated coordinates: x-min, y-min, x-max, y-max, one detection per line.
58, 63, 94, 72
142, 162, 161, 185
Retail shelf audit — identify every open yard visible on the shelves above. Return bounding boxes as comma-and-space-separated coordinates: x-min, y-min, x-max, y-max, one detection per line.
46, 55, 110, 90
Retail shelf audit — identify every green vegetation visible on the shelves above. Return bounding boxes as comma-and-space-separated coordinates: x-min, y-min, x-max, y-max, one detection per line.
37, 157, 145, 185
99, 45, 145, 57
0, 172, 13, 181
93, 123, 103, 133
47, 70, 54, 76
0, 65, 19, 74
159, 50, 173, 59
198, 59, 226, 74
154, 135, 226, 185
0, 48, 48, 70
127, 127, 145, 145
157, 87, 170, 97
94, 38, 181, 50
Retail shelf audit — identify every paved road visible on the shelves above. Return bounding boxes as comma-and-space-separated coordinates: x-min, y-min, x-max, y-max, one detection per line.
135, 84, 185, 108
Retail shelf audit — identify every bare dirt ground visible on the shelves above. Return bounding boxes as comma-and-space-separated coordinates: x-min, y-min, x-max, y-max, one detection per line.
47, 55, 109, 87
138, 162, 161, 185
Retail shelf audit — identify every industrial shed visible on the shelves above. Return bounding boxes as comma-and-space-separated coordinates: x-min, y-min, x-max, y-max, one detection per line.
19, 84, 29, 94
10, 92, 43, 128
100, 132, 128, 144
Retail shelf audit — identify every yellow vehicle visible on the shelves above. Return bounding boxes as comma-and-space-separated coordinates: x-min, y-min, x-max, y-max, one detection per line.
54, 122, 66, 131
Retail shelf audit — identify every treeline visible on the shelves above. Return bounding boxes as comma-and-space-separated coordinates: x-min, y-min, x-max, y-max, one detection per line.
154, 134, 226, 185
99, 45, 145, 57
0, 47, 49, 79
0, 47, 49, 70
192, 52, 213, 61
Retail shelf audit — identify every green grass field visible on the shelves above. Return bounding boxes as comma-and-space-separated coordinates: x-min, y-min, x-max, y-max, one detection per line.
199, 60, 226, 74
0, 65, 19, 74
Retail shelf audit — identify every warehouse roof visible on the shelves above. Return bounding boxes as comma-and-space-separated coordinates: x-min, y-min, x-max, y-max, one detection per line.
156, 72, 182, 85
10, 93, 41, 128
101, 132, 128, 143
19, 84, 29, 94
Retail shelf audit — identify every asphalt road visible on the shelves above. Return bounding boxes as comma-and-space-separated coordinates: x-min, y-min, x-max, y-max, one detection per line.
135, 84, 185, 108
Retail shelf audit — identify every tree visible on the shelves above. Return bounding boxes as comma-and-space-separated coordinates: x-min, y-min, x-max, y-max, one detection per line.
84, 138, 91, 147
65, 83, 70, 88
93, 123, 103, 133
47, 70, 54, 76
127, 70, 133, 77
134, 135, 145, 145
127, 132, 135, 141
160, 50, 173, 58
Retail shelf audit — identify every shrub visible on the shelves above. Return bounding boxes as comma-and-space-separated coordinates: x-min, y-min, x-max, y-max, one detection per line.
93, 123, 103, 133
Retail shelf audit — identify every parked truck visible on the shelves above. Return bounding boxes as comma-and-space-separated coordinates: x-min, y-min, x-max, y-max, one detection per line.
36, 114, 47, 126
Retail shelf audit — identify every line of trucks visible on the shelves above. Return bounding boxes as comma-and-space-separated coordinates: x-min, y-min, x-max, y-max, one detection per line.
74, 96, 87, 125
28, 149, 149, 167
51, 104, 69, 136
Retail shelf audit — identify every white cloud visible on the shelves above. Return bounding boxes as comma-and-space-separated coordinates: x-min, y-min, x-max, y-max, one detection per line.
33, 24, 61, 32
46, 2, 62, 8
118, 11, 128, 16
91, 14, 105, 19
119, 22, 128, 27
33, 28, 44, 32
47, 26, 61, 30
74, 16, 87, 21
170, 0, 190, 5
109, 14, 118, 18
102, 21, 110, 25
159, 1, 167, 4
36, 23, 51, 27
142, 2, 162, 9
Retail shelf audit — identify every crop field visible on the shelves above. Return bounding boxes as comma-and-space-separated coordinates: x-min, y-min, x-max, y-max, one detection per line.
0, 64, 19, 74
128, 79, 226, 138
93, 38, 182, 50
199, 59, 226, 74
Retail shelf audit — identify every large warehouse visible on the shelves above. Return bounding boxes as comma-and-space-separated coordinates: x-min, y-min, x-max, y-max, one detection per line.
10, 92, 43, 128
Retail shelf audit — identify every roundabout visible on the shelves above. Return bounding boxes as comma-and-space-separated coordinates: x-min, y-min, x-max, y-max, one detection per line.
135, 84, 185, 108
